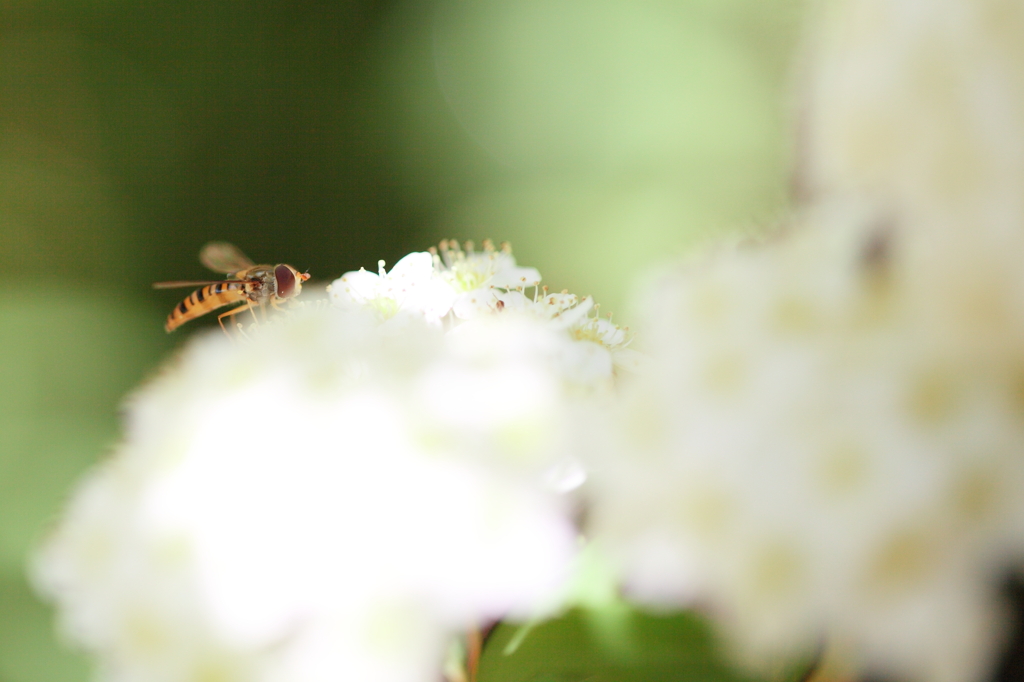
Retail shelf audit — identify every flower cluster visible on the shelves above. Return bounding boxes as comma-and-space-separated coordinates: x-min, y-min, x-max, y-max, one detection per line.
584, 203, 1024, 682
328, 239, 636, 388
34, 244, 632, 682
583, 1, 1024, 682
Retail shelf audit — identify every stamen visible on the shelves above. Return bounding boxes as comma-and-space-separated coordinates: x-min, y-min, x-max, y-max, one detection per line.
441, 241, 454, 268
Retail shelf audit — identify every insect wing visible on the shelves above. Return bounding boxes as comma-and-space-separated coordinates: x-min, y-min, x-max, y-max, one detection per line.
200, 241, 256, 274
153, 279, 250, 289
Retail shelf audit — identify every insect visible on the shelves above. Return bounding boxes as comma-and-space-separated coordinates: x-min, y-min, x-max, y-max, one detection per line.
154, 241, 310, 334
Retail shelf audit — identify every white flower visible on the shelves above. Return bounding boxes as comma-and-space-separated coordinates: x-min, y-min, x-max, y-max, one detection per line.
581, 4, 1024, 681
34, 307, 579, 682
329, 240, 636, 392
798, 0, 1024, 239
432, 240, 542, 320
585, 203, 1024, 682
328, 252, 456, 325
487, 289, 639, 387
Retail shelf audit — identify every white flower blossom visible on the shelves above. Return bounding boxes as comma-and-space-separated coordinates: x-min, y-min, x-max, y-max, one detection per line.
431, 240, 541, 320
328, 252, 456, 325
585, 203, 1024, 682
585, 1, 1024, 681
491, 289, 640, 385
798, 0, 1024, 240
33, 307, 581, 682
329, 240, 635, 391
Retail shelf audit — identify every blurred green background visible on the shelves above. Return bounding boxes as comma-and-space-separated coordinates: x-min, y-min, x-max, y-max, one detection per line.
0, 1, 802, 679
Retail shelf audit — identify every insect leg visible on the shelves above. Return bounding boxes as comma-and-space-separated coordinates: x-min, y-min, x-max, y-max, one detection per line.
218, 302, 256, 339
249, 301, 262, 327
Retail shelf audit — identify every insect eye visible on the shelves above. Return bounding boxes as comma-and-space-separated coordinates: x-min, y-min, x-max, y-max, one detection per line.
275, 265, 296, 298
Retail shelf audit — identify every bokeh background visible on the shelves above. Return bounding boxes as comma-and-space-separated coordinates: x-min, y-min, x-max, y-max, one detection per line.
0, 1, 803, 679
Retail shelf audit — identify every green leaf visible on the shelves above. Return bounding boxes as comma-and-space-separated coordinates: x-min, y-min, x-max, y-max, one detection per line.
479, 607, 765, 682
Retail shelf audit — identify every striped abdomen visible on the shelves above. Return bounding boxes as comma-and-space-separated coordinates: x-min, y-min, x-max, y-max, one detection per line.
165, 282, 249, 332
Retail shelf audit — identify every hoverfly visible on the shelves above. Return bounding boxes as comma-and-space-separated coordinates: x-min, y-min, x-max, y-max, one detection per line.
154, 242, 310, 334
